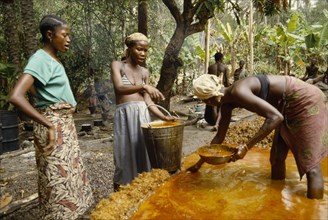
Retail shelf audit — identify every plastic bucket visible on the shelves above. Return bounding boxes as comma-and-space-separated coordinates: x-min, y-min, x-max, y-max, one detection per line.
0, 110, 20, 154
141, 121, 184, 173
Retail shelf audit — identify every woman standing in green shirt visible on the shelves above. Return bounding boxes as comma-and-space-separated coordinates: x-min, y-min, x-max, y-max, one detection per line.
9, 15, 93, 219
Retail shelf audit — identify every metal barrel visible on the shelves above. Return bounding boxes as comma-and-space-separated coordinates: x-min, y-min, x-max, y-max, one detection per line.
0, 110, 20, 154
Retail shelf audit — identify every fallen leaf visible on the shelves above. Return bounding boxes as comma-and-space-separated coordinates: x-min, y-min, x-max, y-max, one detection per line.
0, 181, 8, 187
0, 193, 13, 209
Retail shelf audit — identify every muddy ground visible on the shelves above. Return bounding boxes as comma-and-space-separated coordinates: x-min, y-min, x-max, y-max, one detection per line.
0, 96, 255, 219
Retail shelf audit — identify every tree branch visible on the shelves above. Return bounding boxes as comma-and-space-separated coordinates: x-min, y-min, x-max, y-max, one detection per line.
182, 0, 205, 21
186, 21, 207, 36
162, 0, 182, 23
182, 0, 192, 17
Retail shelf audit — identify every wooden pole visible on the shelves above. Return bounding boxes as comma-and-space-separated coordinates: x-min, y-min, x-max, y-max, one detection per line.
249, 0, 254, 74
204, 20, 210, 74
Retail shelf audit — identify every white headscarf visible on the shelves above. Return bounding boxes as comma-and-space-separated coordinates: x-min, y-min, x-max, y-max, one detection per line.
193, 74, 224, 100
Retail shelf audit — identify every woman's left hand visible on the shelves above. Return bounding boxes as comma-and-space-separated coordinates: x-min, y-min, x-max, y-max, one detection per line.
143, 85, 165, 103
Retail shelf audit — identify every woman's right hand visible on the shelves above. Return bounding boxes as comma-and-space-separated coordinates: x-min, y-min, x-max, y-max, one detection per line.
210, 134, 220, 145
43, 125, 56, 155
143, 85, 165, 103
162, 115, 176, 121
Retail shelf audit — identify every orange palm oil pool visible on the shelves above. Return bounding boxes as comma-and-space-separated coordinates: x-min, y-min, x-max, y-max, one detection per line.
131, 148, 328, 220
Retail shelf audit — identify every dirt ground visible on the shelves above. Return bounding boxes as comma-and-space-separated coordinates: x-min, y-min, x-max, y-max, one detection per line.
0, 95, 255, 219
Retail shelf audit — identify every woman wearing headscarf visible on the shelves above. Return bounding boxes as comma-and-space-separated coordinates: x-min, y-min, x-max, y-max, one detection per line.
192, 74, 328, 199
111, 33, 174, 190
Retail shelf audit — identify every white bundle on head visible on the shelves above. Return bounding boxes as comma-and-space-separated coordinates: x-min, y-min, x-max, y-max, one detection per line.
193, 74, 224, 100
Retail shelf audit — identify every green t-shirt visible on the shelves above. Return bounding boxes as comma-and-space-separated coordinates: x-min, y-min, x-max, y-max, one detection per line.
24, 49, 77, 108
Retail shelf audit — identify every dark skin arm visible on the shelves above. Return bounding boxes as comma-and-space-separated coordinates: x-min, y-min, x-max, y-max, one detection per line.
210, 103, 233, 144
111, 60, 164, 102
311, 74, 324, 84
111, 60, 173, 121
143, 93, 174, 121
142, 73, 174, 121
302, 66, 310, 80
211, 80, 284, 160
9, 74, 55, 152
222, 67, 229, 87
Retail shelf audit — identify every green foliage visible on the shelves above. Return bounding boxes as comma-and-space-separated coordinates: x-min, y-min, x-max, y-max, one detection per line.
258, 13, 305, 73
172, 35, 204, 95
318, 9, 328, 48
253, 61, 279, 75
1, 0, 328, 101
305, 33, 318, 49
196, 0, 225, 21
196, 45, 206, 61
295, 9, 328, 65
319, 22, 328, 48
252, 0, 289, 16
0, 63, 19, 110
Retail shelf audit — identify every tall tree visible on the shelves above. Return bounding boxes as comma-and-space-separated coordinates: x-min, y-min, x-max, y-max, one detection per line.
138, 0, 148, 36
158, 0, 289, 109
2, 0, 21, 68
157, 0, 214, 109
20, 0, 38, 58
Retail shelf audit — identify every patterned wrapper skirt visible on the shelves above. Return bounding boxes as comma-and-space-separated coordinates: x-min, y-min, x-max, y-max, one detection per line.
34, 102, 94, 219
281, 77, 328, 178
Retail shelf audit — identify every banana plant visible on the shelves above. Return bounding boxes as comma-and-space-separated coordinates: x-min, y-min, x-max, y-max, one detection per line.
266, 13, 304, 75
304, 9, 328, 52
0, 63, 19, 110
214, 19, 249, 74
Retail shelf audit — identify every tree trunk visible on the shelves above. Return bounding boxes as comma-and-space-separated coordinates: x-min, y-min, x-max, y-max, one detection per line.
138, 0, 148, 67
138, 0, 148, 36
2, 0, 21, 69
158, 0, 208, 110
157, 26, 186, 110
20, 0, 38, 58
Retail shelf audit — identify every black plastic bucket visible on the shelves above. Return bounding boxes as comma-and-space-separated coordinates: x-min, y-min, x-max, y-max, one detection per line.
0, 110, 20, 154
